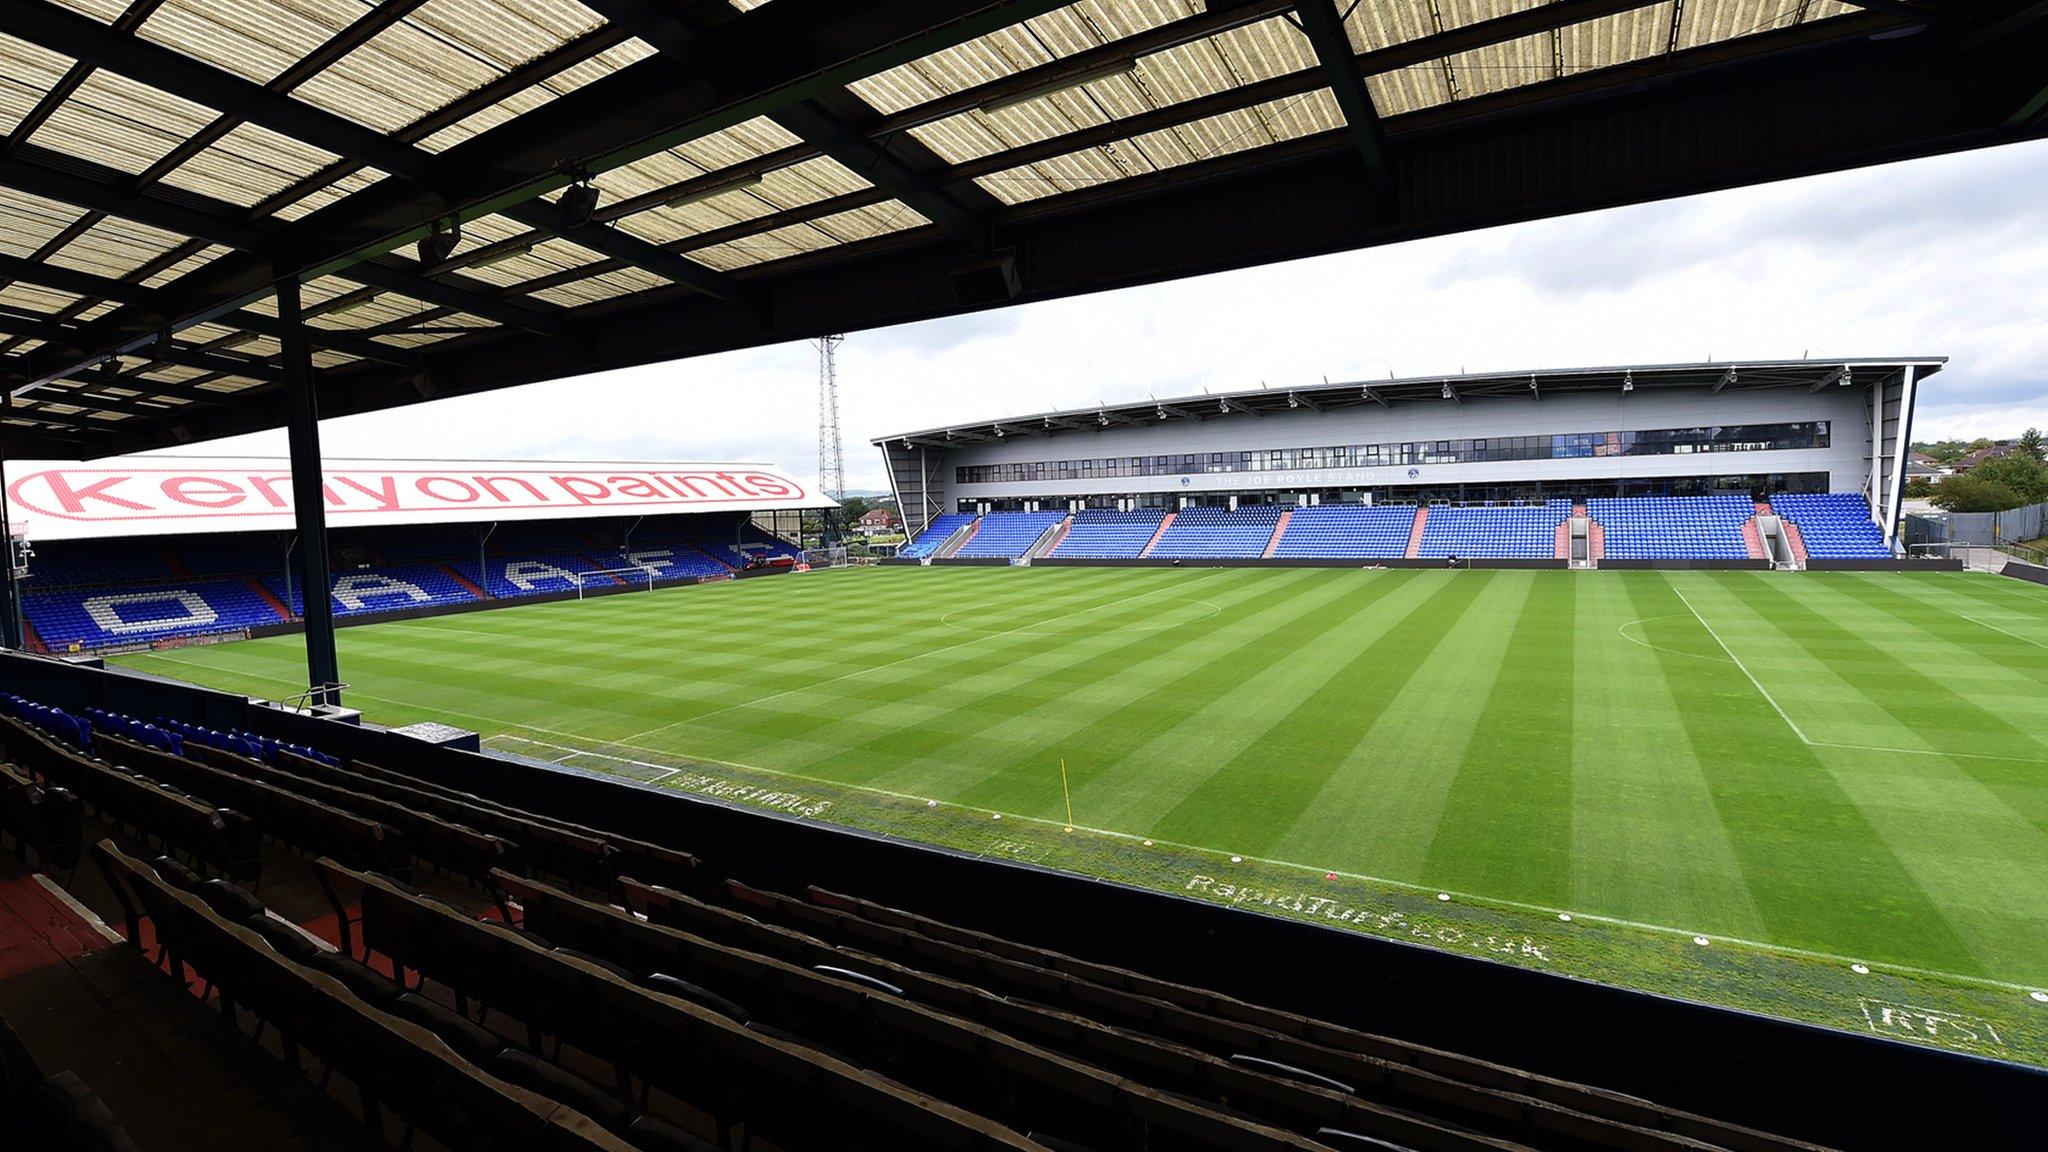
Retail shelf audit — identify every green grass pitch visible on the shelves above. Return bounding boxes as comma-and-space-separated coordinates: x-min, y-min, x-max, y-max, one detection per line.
114, 567, 2048, 1061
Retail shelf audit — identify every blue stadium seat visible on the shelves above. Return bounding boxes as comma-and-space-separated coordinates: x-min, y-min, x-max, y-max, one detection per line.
1415, 501, 1571, 559
1050, 510, 1166, 559
1771, 492, 1892, 559
954, 512, 1066, 559
1148, 506, 1287, 559
900, 514, 975, 558
1271, 505, 1416, 559
1587, 495, 1754, 560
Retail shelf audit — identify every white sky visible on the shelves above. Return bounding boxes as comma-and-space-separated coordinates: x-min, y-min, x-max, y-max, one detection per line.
182, 138, 2048, 493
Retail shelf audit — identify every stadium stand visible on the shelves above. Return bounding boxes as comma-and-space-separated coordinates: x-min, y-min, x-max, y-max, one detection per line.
25, 581, 287, 652
1270, 505, 1419, 559
17, 511, 800, 652
1770, 493, 1893, 559
952, 511, 1065, 559
1414, 501, 1572, 559
1049, 510, 1167, 558
1148, 505, 1287, 559
0, 682, 1858, 1152
900, 513, 976, 558
1588, 495, 1754, 560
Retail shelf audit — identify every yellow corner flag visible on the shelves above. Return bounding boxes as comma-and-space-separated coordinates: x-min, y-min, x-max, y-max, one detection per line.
1060, 757, 1074, 832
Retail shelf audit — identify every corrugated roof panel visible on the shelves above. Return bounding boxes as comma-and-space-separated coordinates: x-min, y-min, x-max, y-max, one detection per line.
849, 1, 1194, 114
139, 244, 235, 289
1204, 13, 1319, 84
27, 68, 218, 176
409, 37, 654, 154
684, 201, 917, 273
409, 0, 606, 67
527, 271, 639, 309
72, 301, 120, 324
1559, 4, 1673, 82
292, 15, 505, 134
0, 283, 81, 316
139, 0, 353, 86
161, 120, 343, 207
0, 32, 77, 138
977, 87, 1339, 205
804, 200, 931, 246
1677, 0, 1853, 51
610, 189, 774, 247
668, 117, 803, 174
267, 166, 385, 222
604, 151, 874, 245
454, 234, 604, 289
47, 215, 193, 279
50, 1, 131, 25
0, 188, 85, 259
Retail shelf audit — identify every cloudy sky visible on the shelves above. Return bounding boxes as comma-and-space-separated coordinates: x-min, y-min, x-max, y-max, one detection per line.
186, 138, 2048, 492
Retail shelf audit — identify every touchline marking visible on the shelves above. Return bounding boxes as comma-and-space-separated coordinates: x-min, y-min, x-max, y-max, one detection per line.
613, 570, 1233, 745
495, 729, 2035, 995
119, 649, 2037, 994
1668, 586, 2048, 765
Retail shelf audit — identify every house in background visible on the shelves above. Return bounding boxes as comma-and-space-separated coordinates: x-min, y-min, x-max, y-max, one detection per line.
1951, 443, 2022, 474
858, 507, 902, 536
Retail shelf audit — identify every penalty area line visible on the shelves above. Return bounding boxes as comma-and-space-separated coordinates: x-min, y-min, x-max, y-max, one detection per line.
1670, 586, 2048, 765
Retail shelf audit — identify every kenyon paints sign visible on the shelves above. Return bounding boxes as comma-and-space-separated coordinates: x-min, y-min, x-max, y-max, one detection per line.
5, 457, 830, 540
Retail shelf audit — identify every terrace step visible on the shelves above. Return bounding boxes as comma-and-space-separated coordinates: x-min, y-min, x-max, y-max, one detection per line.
246, 578, 292, 621
939, 518, 981, 559
1137, 512, 1176, 558
1404, 507, 1429, 559
1588, 518, 1605, 561
439, 562, 490, 601
1782, 520, 1810, 565
1741, 518, 1768, 561
1030, 515, 1074, 560
1261, 509, 1293, 558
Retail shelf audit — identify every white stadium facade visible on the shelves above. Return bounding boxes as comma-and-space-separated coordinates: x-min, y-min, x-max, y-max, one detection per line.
877, 358, 1935, 550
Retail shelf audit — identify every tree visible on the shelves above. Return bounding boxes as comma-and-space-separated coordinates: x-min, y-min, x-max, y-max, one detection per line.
2021, 427, 2046, 464
1931, 475, 2028, 513
1903, 478, 1934, 499
1968, 452, 2048, 504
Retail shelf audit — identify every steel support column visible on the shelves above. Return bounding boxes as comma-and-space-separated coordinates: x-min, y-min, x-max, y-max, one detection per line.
0, 454, 21, 650
279, 276, 339, 706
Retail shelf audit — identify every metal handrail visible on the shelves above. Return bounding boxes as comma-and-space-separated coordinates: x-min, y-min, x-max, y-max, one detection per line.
283, 682, 349, 713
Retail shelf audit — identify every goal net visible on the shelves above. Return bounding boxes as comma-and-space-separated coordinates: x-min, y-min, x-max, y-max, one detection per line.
803, 546, 851, 570
571, 565, 662, 597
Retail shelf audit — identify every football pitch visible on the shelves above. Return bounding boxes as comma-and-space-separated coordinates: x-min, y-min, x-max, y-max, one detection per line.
114, 566, 2048, 1062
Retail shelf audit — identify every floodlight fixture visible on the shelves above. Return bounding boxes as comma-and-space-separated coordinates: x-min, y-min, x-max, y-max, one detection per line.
560, 181, 601, 226
416, 217, 461, 266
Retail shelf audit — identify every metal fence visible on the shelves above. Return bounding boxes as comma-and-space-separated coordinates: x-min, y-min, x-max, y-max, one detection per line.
1903, 499, 2048, 548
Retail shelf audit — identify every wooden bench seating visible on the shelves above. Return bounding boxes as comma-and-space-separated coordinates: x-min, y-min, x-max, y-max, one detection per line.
90, 840, 639, 1152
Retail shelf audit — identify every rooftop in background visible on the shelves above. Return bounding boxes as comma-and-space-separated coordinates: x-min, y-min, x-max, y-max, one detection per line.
872, 357, 1946, 447
4, 456, 830, 541
0, 1, 2035, 459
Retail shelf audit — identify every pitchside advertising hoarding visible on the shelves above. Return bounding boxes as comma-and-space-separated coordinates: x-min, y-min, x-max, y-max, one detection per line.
4, 456, 834, 541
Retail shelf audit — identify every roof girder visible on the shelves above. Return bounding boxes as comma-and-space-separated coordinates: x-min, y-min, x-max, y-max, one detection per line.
11, 0, 1075, 393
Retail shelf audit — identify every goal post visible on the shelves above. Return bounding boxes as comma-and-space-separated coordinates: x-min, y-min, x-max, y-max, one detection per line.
572, 565, 661, 598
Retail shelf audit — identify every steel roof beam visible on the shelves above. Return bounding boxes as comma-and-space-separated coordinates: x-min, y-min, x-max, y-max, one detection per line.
17, 0, 1070, 389
0, 254, 420, 369
0, 1, 726, 320
577, 0, 991, 242
1293, 1, 1393, 192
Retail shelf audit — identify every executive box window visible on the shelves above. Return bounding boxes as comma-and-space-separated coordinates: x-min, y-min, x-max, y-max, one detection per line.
955, 422, 1830, 484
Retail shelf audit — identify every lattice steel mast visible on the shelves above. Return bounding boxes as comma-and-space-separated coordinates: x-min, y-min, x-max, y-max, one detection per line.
816, 334, 847, 504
